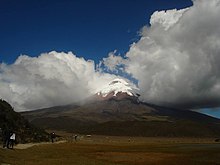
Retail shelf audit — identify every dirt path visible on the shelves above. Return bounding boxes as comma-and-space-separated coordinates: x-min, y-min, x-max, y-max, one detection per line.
14, 140, 67, 149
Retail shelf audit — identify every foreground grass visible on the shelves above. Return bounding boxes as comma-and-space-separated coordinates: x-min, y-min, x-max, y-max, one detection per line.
1, 138, 220, 165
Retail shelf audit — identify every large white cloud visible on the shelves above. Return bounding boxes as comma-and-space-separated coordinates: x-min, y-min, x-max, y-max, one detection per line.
0, 51, 117, 111
101, 0, 220, 108
124, 0, 220, 108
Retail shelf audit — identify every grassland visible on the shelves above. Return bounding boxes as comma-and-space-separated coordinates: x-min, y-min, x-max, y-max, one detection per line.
1, 135, 220, 165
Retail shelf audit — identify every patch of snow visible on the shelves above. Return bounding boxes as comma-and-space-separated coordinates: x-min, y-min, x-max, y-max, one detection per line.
97, 78, 139, 98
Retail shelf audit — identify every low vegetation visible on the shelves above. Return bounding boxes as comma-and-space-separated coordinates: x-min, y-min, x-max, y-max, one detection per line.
1, 137, 220, 165
0, 99, 49, 143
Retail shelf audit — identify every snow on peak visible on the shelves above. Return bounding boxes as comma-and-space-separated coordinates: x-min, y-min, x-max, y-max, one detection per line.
97, 78, 139, 98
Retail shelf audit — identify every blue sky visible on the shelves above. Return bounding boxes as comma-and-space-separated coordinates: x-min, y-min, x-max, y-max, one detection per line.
0, 0, 192, 64
200, 108, 220, 119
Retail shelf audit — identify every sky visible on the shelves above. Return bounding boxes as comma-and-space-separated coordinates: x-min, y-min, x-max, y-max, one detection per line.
1, 0, 220, 119
0, 0, 192, 64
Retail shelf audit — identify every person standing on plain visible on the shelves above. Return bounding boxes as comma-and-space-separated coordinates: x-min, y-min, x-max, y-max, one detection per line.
50, 132, 56, 143
9, 132, 16, 149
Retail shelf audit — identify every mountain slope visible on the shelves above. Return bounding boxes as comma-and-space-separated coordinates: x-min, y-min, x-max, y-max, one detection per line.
21, 78, 220, 137
0, 99, 49, 143
21, 99, 220, 137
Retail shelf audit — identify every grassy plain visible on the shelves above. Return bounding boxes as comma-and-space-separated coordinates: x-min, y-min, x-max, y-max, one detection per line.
1, 135, 220, 165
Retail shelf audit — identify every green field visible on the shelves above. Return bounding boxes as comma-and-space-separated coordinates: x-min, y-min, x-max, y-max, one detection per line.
1, 136, 220, 165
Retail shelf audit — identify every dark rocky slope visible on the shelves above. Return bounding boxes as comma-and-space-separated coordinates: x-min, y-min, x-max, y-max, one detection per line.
0, 99, 49, 143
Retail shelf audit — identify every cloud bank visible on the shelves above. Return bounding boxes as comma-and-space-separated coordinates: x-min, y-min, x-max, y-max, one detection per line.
0, 51, 118, 111
103, 0, 220, 108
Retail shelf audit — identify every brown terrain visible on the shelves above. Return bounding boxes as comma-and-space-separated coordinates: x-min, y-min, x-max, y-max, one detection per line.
1, 134, 220, 165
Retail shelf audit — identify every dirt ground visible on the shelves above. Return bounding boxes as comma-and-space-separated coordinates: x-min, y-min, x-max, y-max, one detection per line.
1, 135, 220, 165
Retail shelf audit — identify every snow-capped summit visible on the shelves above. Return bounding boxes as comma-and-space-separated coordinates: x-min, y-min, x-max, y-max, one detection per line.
95, 78, 140, 101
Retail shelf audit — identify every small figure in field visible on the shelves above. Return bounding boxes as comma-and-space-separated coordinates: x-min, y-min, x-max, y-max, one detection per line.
50, 132, 56, 143
74, 135, 78, 142
9, 132, 16, 149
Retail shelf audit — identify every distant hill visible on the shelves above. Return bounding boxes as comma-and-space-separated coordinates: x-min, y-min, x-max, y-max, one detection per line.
22, 99, 220, 137
0, 99, 49, 143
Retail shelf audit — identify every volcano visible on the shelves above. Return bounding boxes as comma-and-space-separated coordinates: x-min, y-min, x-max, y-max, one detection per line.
94, 78, 140, 101
21, 79, 220, 137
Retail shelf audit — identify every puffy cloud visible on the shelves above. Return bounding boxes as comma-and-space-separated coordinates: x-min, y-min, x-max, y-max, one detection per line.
0, 51, 117, 111
98, 50, 126, 73
150, 8, 189, 31
100, 0, 220, 108
124, 0, 220, 108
